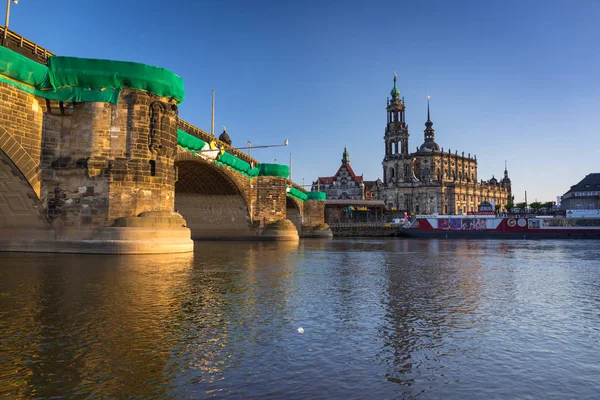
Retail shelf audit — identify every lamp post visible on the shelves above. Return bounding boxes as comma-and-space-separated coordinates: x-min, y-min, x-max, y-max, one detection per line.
189, 139, 288, 155
247, 141, 252, 158
4, 0, 18, 40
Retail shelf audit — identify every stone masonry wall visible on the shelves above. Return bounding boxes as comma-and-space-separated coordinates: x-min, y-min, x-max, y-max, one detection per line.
38, 88, 179, 232
0, 82, 44, 197
253, 176, 287, 226
302, 200, 325, 228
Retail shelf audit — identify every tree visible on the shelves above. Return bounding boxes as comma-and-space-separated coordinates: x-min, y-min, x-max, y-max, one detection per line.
516, 202, 527, 209
505, 203, 515, 212
529, 201, 543, 211
543, 201, 555, 209
495, 204, 501, 212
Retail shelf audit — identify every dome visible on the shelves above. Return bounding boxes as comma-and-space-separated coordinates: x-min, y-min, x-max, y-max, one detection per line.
490, 175, 498, 185
419, 141, 441, 152
219, 128, 232, 146
390, 86, 401, 98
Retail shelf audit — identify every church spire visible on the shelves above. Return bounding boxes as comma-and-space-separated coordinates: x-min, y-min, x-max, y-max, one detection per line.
418, 94, 440, 152
342, 146, 350, 165
425, 95, 433, 130
423, 95, 435, 141
390, 71, 401, 100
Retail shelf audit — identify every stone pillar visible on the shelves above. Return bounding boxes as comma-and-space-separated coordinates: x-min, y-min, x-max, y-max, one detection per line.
300, 200, 332, 238
253, 176, 288, 226
302, 200, 325, 228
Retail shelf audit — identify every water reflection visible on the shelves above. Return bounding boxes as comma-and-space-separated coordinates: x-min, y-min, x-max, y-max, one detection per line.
379, 240, 486, 395
1, 240, 600, 399
0, 252, 194, 398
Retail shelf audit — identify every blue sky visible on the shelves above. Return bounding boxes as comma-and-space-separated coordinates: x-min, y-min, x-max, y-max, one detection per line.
11, 0, 599, 203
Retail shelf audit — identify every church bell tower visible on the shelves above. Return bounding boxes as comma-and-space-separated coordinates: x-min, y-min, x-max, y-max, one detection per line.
382, 72, 410, 186
385, 72, 409, 157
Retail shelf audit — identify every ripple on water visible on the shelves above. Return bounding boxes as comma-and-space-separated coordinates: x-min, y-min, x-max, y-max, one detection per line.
0, 239, 600, 399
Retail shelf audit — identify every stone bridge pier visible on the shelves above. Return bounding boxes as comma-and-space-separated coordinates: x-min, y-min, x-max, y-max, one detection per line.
0, 45, 194, 254
0, 40, 330, 254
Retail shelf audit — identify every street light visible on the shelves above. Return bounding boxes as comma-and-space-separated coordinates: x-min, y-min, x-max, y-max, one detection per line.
4, 0, 18, 40
188, 138, 289, 155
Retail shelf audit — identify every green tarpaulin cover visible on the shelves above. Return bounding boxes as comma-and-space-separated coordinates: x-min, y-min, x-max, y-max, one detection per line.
177, 129, 207, 151
287, 187, 308, 202
218, 151, 251, 174
258, 163, 289, 178
47, 56, 184, 104
0, 46, 49, 87
306, 191, 326, 201
0, 46, 184, 105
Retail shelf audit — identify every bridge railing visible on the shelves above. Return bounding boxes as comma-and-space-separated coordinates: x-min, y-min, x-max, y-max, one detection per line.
177, 119, 258, 165
0, 27, 54, 63
328, 222, 399, 229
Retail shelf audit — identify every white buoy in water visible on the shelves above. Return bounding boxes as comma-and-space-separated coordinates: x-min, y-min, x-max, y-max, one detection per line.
297, 327, 304, 334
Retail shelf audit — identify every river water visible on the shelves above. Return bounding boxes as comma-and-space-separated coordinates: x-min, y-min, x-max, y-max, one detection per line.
1, 239, 599, 399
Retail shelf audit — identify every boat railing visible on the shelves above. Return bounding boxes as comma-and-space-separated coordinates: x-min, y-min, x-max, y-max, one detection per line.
328, 222, 397, 229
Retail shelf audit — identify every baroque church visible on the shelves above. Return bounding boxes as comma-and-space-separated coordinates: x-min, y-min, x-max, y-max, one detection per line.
380, 73, 512, 215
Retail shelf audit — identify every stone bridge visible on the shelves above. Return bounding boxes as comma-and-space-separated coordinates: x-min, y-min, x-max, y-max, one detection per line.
0, 28, 330, 254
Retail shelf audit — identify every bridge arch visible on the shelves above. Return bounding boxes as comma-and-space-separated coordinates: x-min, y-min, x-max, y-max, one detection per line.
174, 153, 254, 240
286, 196, 302, 232
0, 146, 48, 230
0, 126, 41, 198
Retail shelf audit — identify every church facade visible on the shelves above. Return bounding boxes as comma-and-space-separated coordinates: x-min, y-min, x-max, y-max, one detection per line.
379, 73, 512, 215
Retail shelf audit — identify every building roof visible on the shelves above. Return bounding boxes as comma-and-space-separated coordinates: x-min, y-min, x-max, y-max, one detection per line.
315, 176, 334, 184
335, 162, 358, 180
316, 163, 364, 185
565, 173, 600, 194
362, 180, 378, 189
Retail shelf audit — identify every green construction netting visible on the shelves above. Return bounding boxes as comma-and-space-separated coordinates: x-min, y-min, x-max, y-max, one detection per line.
0, 46, 50, 87
258, 163, 289, 178
218, 151, 251, 174
177, 129, 207, 151
0, 46, 184, 104
307, 191, 326, 201
47, 56, 184, 104
177, 129, 259, 177
287, 187, 308, 202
